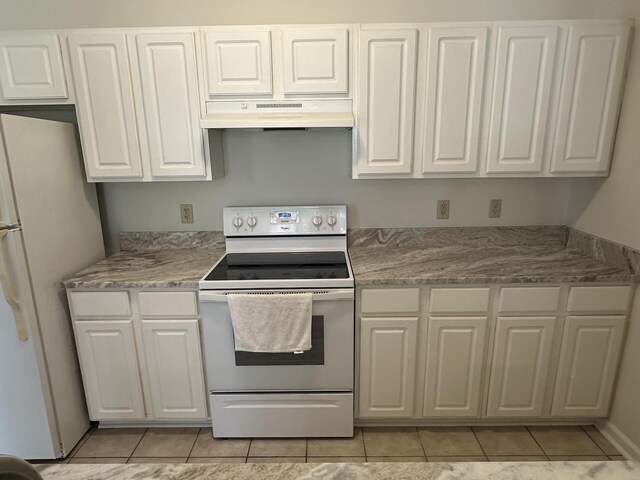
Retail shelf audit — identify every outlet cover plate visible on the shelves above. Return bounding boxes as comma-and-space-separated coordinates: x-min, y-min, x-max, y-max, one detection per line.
437, 200, 450, 220
489, 199, 502, 218
180, 204, 194, 224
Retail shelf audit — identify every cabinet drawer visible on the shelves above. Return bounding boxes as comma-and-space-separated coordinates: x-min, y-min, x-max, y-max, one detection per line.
361, 288, 420, 315
498, 287, 561, 313
567, 286, 631, 313
430, 288, 490, 314
70, 291, 130, 318
139, 292, 198, 317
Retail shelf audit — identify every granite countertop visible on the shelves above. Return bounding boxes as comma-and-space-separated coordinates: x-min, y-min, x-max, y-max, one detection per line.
35, 460, 640, 480
63, 227, 639, 289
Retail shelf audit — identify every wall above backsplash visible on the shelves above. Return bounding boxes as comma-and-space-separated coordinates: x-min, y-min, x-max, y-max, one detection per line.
100, 129, 574, 252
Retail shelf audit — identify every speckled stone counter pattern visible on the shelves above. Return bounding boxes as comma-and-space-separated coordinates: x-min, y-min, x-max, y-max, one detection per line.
119, 231, 225, 252
568, 227, 640, 275
348, 226, 638, 285
35, 460, 640, 480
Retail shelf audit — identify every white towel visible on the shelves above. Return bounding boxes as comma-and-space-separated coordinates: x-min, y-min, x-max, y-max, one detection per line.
227, 293, 313, 353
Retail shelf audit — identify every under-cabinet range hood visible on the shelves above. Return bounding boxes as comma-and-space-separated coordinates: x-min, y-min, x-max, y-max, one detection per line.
200, 99, 354, 129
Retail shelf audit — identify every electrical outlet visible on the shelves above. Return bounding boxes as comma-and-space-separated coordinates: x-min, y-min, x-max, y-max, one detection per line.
489, 199, 502, 218
180, 204, 194, 224
436, 200, 450, 220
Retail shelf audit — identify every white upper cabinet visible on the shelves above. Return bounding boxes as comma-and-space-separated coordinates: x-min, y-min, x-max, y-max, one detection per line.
420, 26, 488, 174
0, 33, 70, 102
281, 28, 349, 94
203, 28, 273, 96
551, 22, 631, 174
486, 25, 559, 173
133, 31, 205, 178
355, 28, 418, 176
67, 32, 143, 180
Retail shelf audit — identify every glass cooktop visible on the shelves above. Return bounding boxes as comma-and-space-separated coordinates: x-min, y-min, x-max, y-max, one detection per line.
204, 252, 350, 281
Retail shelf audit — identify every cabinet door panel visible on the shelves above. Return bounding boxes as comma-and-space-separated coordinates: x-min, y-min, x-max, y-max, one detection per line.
421, 27, 488, 173
282, 28, 348, 94
487, 316, 556, 417
486, 26, 558, 173
359, 317, 418, 417
552, 316, 625, 417
423, 317, 488, 417
356, 29, 417, 175
74, 320, 145, 420
67, 32, 143, 179
204, 29, 272, 95
0, 33, 68, 100
142, 320, 207, 419
135, 32, 205, 178
551, 23, 631, 173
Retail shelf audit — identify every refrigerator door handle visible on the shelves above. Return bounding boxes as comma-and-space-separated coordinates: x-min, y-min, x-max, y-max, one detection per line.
0, 229, 28, 341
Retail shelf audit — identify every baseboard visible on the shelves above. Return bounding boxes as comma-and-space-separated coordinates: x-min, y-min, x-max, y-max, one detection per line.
355, 419, 595, 428
99, 421, 211, 429
597, 419, 640, 461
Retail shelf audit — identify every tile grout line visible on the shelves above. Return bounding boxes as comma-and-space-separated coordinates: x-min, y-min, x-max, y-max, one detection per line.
580, 425, 608, 456
416, 426, 429, 463
470, 427, 489, 462
525, 426, 551, 460
246, 438, 252, 463
184, 427, 201, 463
126, 427, 148, 463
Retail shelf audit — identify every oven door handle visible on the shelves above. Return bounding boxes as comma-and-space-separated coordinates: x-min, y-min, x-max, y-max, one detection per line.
199, 289, 354, 303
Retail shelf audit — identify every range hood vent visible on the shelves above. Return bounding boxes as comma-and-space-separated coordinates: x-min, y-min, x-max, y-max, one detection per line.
200, 100, 354, 129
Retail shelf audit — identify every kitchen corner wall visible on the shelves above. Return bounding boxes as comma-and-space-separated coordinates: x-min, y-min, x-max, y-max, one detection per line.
566, 0, 640, 460
99, 130, 573, 252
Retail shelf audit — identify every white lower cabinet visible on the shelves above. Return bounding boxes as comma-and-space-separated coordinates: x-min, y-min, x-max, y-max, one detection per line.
141, 319, 207, 419
69, 289, 206, 422
552, 315, 626, 417
74, 320, 145, 421
422, 317, 488, 417
359, 317, 418, 417
486, 316, 556, 417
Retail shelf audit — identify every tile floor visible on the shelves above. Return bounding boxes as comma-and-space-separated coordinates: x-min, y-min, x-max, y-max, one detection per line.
35, 425, 625, 464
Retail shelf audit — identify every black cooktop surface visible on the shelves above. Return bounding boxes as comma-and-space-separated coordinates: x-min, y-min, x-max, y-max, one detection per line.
204, 252, 350, 281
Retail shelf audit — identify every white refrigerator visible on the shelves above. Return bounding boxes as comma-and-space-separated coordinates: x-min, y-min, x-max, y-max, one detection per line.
0, 114, 105, 459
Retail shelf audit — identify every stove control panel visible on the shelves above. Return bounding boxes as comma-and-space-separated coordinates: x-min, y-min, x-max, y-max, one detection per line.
223, 205, 347, 236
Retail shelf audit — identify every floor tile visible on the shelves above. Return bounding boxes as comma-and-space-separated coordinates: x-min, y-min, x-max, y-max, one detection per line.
547, 455, 609, 461
127, 458, 187, 464
190, 429, 250, 457
528, 426, 603, 456
74, 428, 146, 458
131, 428, 199, 458
609, 455, 626, 461
248, 439, 307, 457
473, 427, 543, 456
487, 456, 548, 462
367, 457, 426, 462
67, 424, 97, 458
427, 456, 487, 462
307, 457, 366, 463
307, 429, 365, 457
582, 426, 620, 456
362, 428, 424, 457
418, 427, 483, 456
187, 457, 246, 463
247, 457, 306, 463
68, 458, 127, 464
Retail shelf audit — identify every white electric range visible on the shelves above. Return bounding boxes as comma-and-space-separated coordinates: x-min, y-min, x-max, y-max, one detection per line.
198, 206, 354, 438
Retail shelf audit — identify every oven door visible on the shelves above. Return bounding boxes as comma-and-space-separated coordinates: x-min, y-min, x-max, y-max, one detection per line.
199, 289, 354, 392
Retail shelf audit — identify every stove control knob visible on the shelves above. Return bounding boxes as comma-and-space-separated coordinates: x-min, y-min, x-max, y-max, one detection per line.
247, 215, 258, 229
326, 214, 338, 227
232, 216, 244, 229
312, 215, 323, 228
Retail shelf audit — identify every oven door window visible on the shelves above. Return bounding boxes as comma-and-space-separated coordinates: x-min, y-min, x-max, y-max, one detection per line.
234, 316, 324, 366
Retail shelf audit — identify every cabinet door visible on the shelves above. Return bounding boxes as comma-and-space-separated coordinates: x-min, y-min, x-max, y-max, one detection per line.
551, 23, 631, 174
423, 317, 488, 417
281, 28, 349, 94
67, 32, 143, 179
141, 319, 207, 419
134, 32, 205, 178
74, 320, 145, 420
355, 29, 418, 176
486, 26, 559, 173
0, 33, 68, 100
203, 29, 272, 96
486, 316, 556, 417
359, 317, 418, 417
421, 27, 488, 174
552, 316, 625, 417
